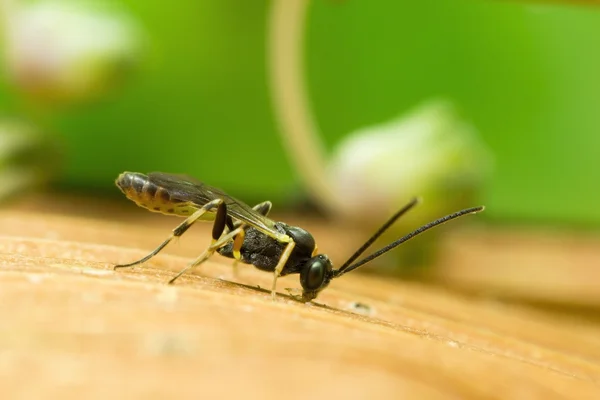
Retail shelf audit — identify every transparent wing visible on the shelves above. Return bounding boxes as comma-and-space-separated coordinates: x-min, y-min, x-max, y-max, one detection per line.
147, 172, 282, 238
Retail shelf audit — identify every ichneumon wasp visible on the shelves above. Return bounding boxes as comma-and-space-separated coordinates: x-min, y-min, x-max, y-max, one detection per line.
113, 172, 484, 302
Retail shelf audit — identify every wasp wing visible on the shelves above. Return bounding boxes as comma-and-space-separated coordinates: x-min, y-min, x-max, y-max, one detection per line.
146, 172, 283, 239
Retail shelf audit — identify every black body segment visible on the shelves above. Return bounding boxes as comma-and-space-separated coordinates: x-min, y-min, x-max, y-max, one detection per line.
217, 223, 317, 275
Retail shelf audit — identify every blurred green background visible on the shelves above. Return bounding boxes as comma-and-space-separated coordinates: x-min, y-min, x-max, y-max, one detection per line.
2, 0, 600, 226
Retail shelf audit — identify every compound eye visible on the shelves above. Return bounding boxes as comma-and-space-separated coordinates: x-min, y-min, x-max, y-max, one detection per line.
302, 260, 325, 291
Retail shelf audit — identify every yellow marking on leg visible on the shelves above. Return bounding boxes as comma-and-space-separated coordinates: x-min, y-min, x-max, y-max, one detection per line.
230, 226, 246, 279
114, 199, 223, 269
312, 244, 318, 257
232, 228, 246, 261
271, 240, 296, 299
168, 226, 244, 284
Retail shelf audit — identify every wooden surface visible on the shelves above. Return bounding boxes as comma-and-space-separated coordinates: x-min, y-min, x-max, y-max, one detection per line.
2, 195, 600, 399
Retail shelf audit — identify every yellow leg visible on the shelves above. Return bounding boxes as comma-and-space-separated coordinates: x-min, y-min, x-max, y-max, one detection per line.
271, 240, 296, 299
231, 227, 246, 279
168, 226, 244, 284
115, 198, 223, 269
232, 228, 245, 261
231, 260, 239, 278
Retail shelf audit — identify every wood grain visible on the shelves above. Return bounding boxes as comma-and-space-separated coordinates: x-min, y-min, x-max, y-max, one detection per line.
1, 198, 600, 399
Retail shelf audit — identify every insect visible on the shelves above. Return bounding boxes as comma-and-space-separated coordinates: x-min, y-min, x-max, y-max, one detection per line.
113, 171, 484, 302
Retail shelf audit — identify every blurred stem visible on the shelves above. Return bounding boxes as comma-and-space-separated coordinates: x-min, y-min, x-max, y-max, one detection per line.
0, 0, 14, 32
267, 0, 340, 213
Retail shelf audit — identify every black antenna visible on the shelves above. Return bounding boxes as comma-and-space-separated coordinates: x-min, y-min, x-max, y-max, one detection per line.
336, 197, 420, 274
333, 205, 485, 278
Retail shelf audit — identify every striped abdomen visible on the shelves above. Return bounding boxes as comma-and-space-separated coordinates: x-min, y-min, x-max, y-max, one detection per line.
115, 172, 197, 216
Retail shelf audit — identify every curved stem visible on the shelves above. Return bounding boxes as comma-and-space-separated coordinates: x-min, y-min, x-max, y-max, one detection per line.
267, 0, 340, 213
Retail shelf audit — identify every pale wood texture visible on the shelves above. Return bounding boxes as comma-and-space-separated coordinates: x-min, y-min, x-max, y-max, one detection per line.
1, 195, 600, 399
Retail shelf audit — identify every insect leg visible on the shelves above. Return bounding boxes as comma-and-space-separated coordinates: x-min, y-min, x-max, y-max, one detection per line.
231, 201, 271, 276
229, 200, 272, 231
252, 201, 272, 217
114, 198, 224, 270
270, 240, 296, 299
232, 227, 246, 261
168, 225, 245, 284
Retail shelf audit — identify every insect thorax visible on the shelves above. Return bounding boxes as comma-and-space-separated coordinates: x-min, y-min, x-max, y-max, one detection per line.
217, 222, 316, 275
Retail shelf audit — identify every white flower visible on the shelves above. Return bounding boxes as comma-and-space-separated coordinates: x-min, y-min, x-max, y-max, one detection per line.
327, 100, 492, 225
3, 0, 141, 103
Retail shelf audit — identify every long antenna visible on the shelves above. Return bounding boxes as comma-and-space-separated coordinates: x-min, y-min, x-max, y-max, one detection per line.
334, 205, 485, 278
336, 197, 420, 274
